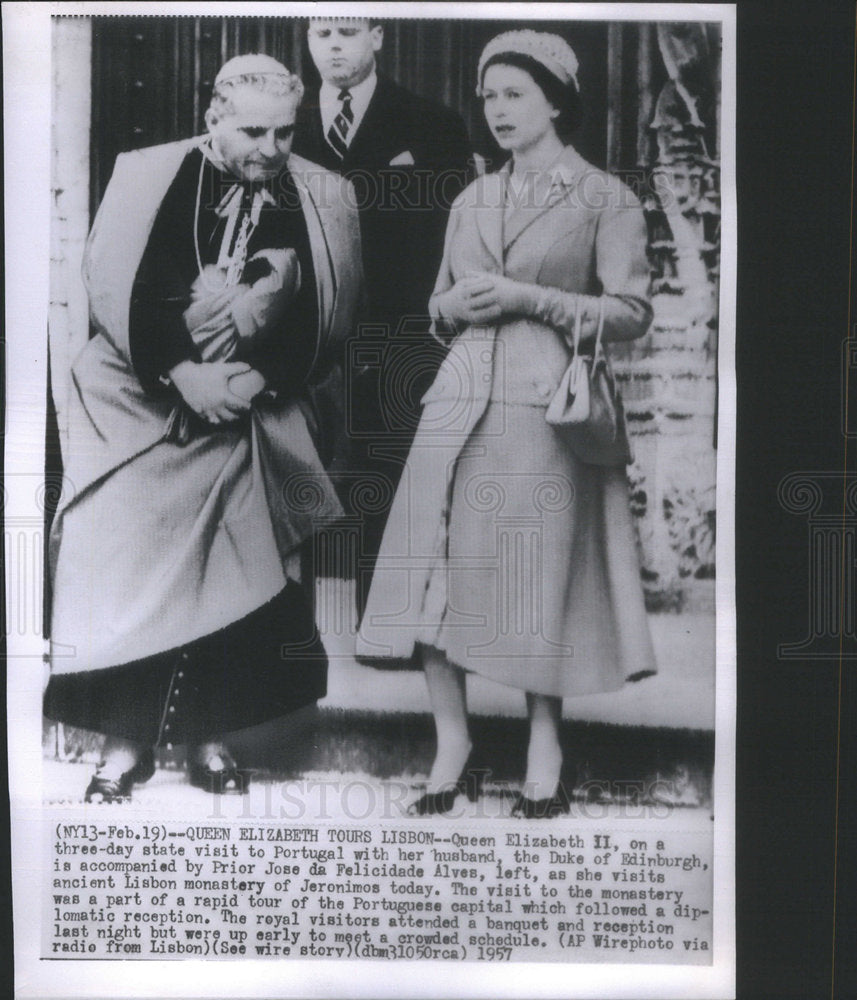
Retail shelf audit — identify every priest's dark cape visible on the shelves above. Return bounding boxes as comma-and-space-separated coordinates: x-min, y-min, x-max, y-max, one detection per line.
44, 137, 362, 744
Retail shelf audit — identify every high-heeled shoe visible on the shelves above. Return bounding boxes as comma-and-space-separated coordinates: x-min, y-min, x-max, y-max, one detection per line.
85, 770, 134, 804
187, 751, 246, 794
407, 754, 486, 817
510, 781, 571, 820
84, 748, 156, 803
126, 747, 156, 785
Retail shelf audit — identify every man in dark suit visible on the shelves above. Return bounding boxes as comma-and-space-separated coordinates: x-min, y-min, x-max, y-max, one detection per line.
294, 18, 471, 616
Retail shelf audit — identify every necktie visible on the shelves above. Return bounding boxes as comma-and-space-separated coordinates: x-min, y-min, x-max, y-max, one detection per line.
327, 88, 353, 159
213, 183, 274, 285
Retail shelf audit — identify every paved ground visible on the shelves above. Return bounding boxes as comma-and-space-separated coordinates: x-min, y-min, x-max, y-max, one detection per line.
42, 757, 712, 819
318, 580, 716, 730
43, 580, 717, 812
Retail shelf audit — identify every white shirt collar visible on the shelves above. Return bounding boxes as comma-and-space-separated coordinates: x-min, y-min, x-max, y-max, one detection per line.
319, 69, 378, 148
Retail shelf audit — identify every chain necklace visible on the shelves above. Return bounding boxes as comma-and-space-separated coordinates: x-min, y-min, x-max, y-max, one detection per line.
193, 141, 263, 295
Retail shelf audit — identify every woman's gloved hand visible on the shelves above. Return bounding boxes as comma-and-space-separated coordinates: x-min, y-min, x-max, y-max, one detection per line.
477, 273, 544, 317
433, 270, 599, 346
464, 272, 595, 348
432, 273, 504, 327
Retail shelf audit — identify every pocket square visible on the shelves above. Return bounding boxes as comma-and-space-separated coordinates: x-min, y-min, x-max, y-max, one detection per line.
389, 150, 415, 166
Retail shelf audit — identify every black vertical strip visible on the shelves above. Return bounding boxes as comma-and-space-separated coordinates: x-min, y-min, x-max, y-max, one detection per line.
88, 15, 105, 223
737, 3, 857, 998
606, 23, 623, 172
192, 18, 201, 133
290, 21, 304, 80
621, 23, 639, 170
0, 24, 13, 989
43, 346, 62, 640
220, 16, 230, 68
834, 6, 857, 994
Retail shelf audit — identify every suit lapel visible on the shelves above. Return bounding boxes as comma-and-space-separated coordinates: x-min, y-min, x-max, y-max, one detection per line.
285, 155, 337, 362
309, 102, 329, 163
502, 147, 587, 253
473, 173, 505, 270
295, 90, 339, 171
343, 77, 400, 169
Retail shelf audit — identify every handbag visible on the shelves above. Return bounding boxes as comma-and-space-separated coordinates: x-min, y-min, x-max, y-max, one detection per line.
544, 296, 633, 467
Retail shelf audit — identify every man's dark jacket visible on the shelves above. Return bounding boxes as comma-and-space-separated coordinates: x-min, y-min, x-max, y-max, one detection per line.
294, 75, 471, 602
295, 74, 472, 335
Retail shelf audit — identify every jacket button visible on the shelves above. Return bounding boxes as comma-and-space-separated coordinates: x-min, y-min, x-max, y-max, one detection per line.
535, 379, 552, 398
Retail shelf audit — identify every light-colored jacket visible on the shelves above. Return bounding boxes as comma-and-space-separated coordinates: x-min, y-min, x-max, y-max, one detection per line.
357, 145, 651, 664
50, 139, 363, 673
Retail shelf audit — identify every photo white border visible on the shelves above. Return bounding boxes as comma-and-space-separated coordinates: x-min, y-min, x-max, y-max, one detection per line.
4, 3, 736, 997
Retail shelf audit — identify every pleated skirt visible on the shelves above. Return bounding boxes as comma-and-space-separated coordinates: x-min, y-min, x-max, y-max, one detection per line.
416, 402, 656, 698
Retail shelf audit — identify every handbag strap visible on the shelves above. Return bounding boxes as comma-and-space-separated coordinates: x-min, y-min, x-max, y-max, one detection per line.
594, 296, 606, 357
572, 293, 583, 354
572, 295, 605, 356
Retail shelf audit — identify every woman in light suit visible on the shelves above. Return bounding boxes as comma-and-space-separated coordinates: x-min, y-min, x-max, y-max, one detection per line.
357, 31, 656, 817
